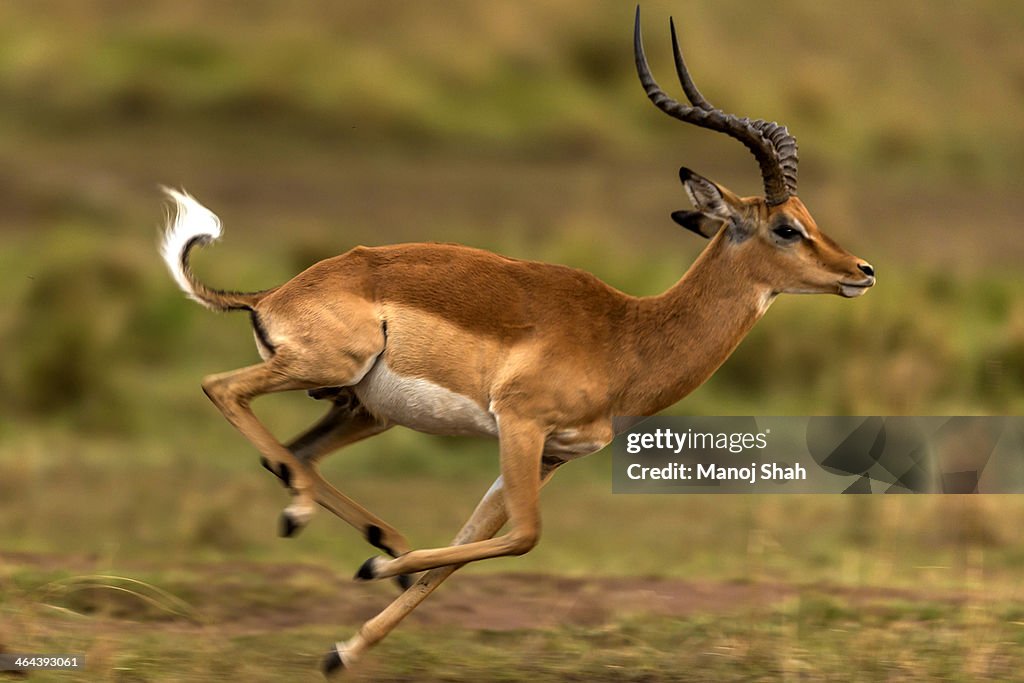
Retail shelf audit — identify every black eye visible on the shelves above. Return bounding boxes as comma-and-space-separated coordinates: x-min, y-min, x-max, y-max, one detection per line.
773, 225, 800, 240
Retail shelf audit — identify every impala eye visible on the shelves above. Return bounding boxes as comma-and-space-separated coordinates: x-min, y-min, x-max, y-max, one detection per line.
773, 225, 800, 240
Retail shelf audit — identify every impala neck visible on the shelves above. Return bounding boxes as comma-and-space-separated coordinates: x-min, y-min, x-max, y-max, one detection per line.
618, 236, 773, 417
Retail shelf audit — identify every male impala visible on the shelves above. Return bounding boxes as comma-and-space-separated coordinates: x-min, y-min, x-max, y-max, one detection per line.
160, 8, 873, 676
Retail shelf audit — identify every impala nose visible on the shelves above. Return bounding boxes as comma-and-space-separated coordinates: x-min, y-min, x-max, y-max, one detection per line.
857, 262, 875, 278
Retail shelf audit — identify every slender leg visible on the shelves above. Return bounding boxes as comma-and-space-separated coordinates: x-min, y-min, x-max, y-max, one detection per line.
355, 416, 545, 580
280, 401, 412, 557
324, 458, 564, 675
309, 469, 412, 556
202, 363, 320, 524
287, 397, 385, 466
202, 358, 409, 555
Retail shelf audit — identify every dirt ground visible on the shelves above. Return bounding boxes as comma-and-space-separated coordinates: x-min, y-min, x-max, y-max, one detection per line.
1, 550, 963, 637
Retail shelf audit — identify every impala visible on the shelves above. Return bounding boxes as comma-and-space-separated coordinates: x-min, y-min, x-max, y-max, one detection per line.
160, 7, 873, 676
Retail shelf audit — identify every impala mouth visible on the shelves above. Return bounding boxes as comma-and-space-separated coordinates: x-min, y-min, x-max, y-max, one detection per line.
838, 278, 875, 298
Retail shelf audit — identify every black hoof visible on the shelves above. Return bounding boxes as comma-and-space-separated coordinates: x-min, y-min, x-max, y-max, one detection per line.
355, 557, 378, 581
320, 648, 344, 677
395, 573, 414, 591
279, 511, 302, 538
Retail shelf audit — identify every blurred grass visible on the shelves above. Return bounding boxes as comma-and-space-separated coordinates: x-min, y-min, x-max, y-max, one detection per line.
0, 1, 1021, 180
6, 562, 1024, 681
1, 1, 1023, 679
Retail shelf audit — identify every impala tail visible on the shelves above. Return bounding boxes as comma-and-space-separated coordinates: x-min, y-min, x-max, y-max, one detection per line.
160, 188, 272, 312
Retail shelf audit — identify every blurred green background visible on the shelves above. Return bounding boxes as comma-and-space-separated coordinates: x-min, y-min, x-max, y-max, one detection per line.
2, 1, 1024, 680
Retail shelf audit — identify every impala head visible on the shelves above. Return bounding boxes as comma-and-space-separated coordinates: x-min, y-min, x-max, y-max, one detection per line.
634, 7, 875, 299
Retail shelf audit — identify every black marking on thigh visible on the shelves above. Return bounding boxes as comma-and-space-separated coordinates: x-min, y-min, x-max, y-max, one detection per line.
365, 524, 395, 556
250, 310, 276, 356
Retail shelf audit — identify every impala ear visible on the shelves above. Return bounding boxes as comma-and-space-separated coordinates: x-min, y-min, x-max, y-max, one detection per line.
679, 167, 732, 216
671, 210, 723, 239
676, 167, 749, 240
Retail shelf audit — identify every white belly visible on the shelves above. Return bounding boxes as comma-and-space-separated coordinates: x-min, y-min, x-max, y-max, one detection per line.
353, 361, 498, 437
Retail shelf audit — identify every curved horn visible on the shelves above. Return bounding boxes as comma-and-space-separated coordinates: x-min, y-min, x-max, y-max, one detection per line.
634, 7, 798, 205
668, 17, 711, 111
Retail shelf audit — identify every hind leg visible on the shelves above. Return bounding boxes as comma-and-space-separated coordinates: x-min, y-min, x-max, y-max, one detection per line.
204, 300, 385, 529
269, 396, 412, 560
202, 361, 324, 526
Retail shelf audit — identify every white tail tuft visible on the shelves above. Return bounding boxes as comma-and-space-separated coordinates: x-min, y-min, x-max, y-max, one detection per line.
160, 187, 223, 306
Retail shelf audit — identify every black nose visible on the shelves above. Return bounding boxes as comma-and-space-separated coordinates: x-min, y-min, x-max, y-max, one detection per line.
858, 263, 875, 278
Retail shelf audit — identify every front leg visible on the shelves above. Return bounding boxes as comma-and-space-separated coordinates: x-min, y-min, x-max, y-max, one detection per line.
287, 391, 381, 466
326, 456, 566, 675
356, 414, 545, 580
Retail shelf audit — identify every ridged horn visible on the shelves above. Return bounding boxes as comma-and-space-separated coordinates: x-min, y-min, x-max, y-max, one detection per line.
634, 6, 799, 205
